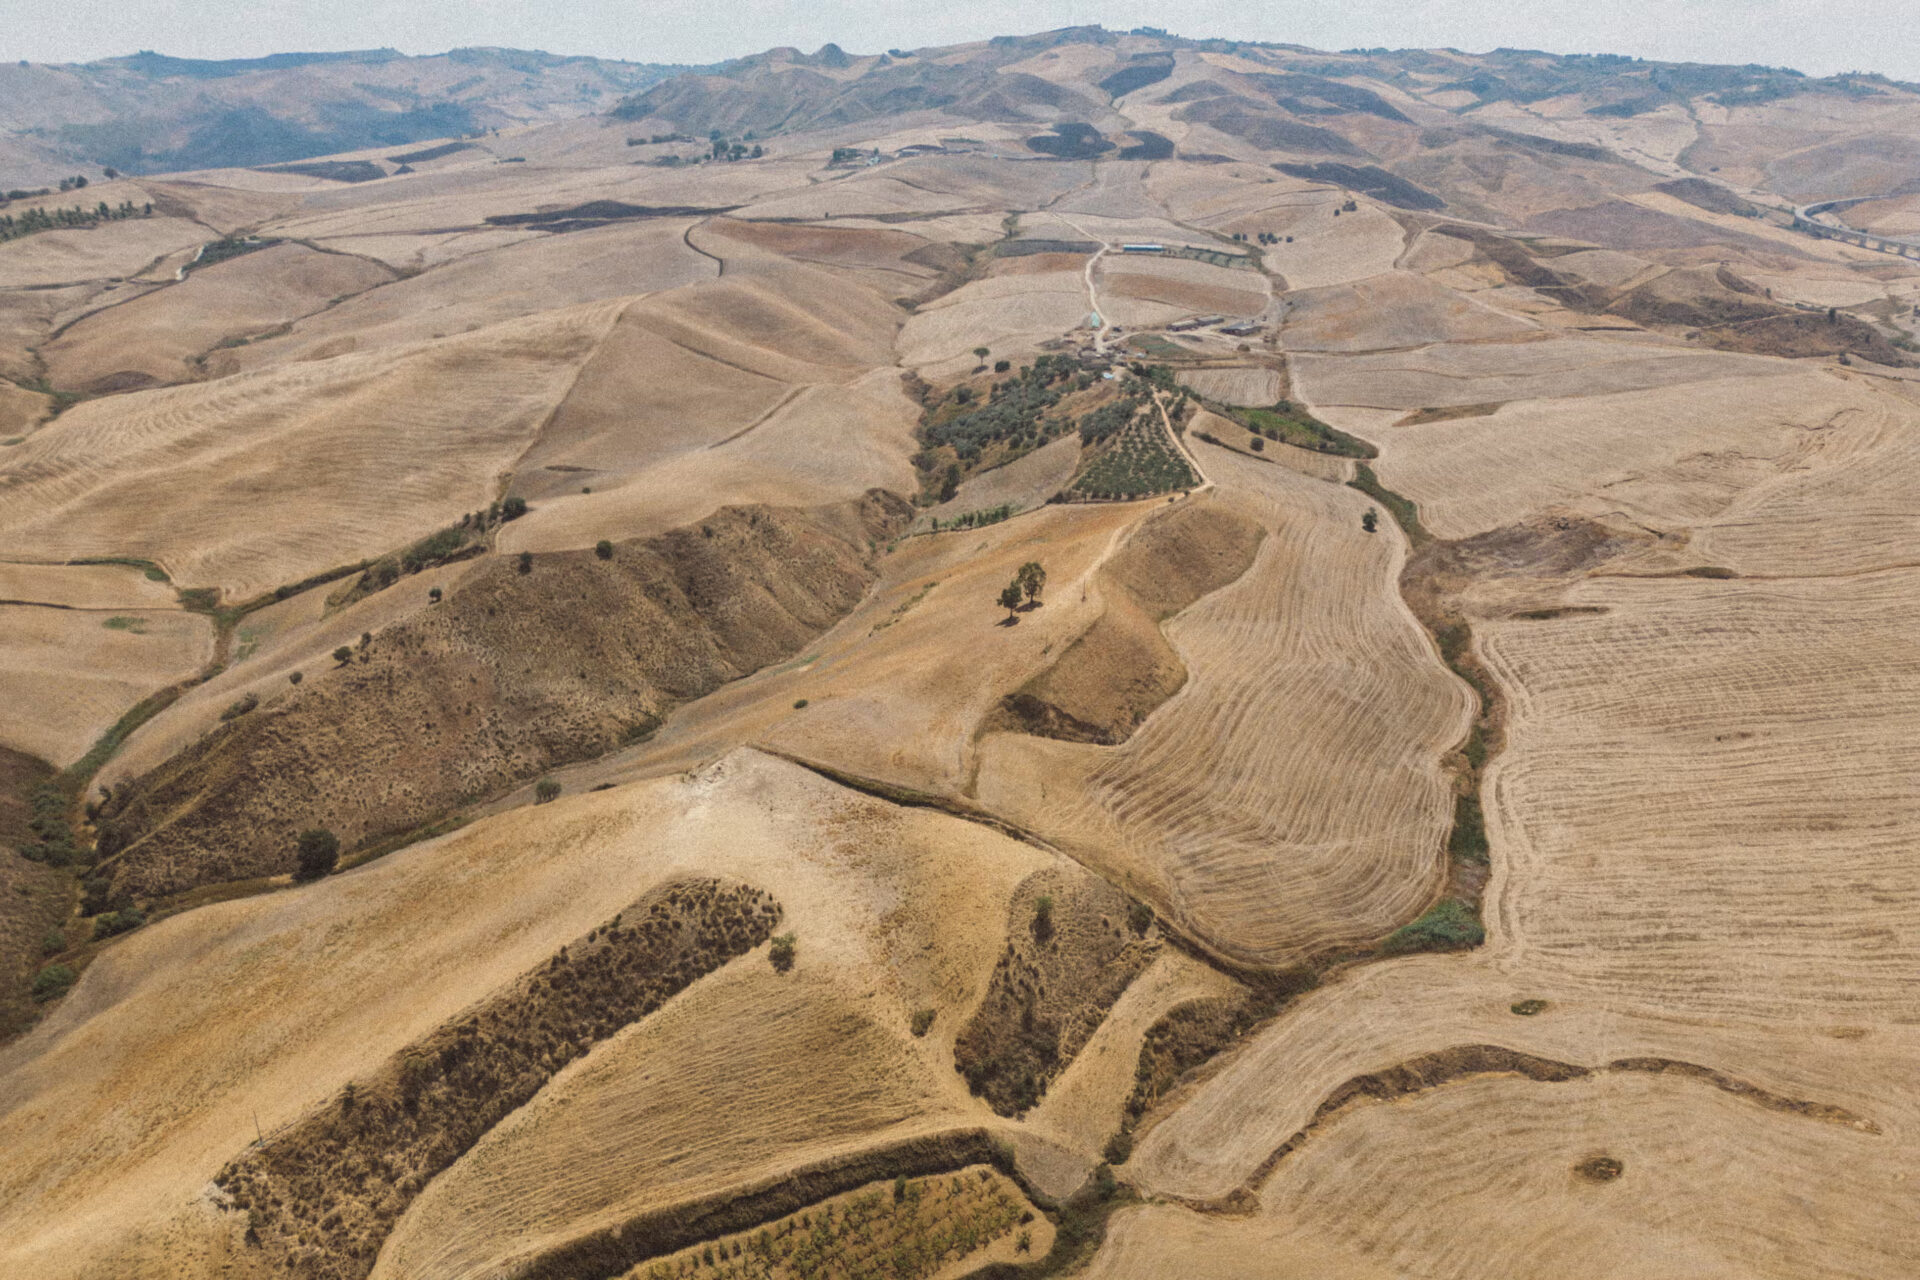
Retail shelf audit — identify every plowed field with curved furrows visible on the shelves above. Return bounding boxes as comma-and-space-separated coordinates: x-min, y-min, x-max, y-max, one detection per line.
6, 31, 1920, 1280
978, 442, 1471, 966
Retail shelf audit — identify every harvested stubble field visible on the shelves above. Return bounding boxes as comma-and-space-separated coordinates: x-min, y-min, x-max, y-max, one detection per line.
979, 443, 1471, 966
7, 32, 1920, 1280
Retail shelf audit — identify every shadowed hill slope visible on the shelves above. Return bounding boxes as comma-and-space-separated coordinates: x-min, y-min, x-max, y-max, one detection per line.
95, 492, 911, 900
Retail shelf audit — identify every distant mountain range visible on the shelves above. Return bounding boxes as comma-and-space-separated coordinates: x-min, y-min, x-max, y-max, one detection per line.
5, 26, 1919, 213
0, 47, 688, 183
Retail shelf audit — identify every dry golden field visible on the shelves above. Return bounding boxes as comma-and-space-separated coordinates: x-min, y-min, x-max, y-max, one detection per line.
5, 28, 1920, 1280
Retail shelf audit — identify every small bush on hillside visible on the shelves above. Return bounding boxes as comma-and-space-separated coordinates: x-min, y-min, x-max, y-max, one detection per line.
1127, 900, 1154, 935
293, 828, 340, 882
40, 929, 65, 956
333, 646, 353, 665
517, 550, 533, 574
595, 540, 614, 560
288, 671, 303, 685
911, 1008, 937, 1036
535, 778, 561, 804
94, 905, 146, 938
994, 359, 1011, 372
1032, 894, 1055, 942
220, 692, 259, 721
1103, 1128, 1134, 1164
501, 496, 528, 520
1383, 899, 1484, 954
769, 932, 797, 973
32, 964, 75, 1003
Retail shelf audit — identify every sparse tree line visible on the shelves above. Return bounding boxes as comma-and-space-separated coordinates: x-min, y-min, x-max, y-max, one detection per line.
0, 197, 152, 243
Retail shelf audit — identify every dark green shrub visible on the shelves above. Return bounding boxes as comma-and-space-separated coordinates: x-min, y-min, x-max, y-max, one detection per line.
333, 646, 353, 665
219, 692, 259, 721
95, 905, 146, 937
294, 828, 340, 882
910, 1007, 936, 1036
501, 496, 528, 520
535, 778, 561, 803
769, 932, 796, 973
1383, 899, 1484, 954
594, 540, 614, 560
1127, 901, 1154, 935
32, 964, 75, 1002
792, 698, 809, 709
40, 929, 65, 956
517, 550, 533, 574
288, 671, 303, 685
1103, 1128, 1134, 1164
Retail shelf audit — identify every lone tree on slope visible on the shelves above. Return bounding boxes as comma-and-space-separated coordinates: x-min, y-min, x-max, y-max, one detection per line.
1017, 561, 1047, 605
998, 581, 1024, 623
293, 828, 340, 882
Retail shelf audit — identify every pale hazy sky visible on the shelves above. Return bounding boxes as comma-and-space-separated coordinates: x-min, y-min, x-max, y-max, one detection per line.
12, 0, 1918, 83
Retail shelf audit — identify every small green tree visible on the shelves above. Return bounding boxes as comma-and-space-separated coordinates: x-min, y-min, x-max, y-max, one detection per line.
910, 1008, 937, 1036
31, 963, 75, 1003
428, 586, 442, 602
517, 550, 533, 574
535, 777, 561, 803
1362, 508, 1378, 533
293, 828, 340, 882
595, 539, 614, 560
501, 495, 528, 520
998, 582, 1024, 622
332, 645, 353, 666
973, 346, 990, 359
288, 670, 303, 685
1016, 561, 1046, 605
1033, 893, 1055, 942
769, 933, 797, 973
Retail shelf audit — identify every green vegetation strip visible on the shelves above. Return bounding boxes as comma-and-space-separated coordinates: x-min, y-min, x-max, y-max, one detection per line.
1347, 463, 1427, 546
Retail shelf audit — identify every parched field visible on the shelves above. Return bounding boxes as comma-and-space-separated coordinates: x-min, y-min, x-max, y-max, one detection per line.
1289, 335, 1789, 413
6, 38, 1920, 1280
1175, 366, 1283, 407
1367, 368, 1900, 541
0, 753, 1057, 1279
0, 605, 212, 766
41, 243, 395, 392
977, 442, 1471, 966
0, 301, 620, 599
1282, 271, 1539, 352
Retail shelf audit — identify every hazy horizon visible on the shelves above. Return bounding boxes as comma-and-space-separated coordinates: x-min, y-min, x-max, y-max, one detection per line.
13, 0, 1920, 84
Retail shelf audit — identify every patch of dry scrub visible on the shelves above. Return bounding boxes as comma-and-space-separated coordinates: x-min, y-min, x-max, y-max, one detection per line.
96, 492, 911, 899
955, 871, 1160, 1115
215, 878, 782, 1279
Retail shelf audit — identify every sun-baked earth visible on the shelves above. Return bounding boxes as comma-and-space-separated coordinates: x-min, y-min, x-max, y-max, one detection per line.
3, 24, 1919, 1280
